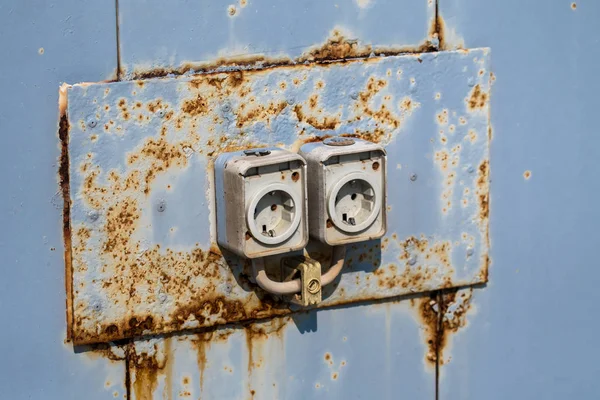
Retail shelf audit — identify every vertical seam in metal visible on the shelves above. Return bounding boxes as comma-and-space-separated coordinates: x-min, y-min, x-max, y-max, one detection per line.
435, 2, 443, 399
115, 0, 122, 80
434, 0, 439, 31
435, 290, 442, 400
125, 341, 132, 400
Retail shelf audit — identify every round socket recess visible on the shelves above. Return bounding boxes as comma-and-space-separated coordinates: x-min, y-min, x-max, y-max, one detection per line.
328, 172, 381, 233
247, 183, 301, 245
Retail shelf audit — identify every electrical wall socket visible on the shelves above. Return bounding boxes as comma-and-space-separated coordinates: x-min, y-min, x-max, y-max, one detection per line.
214, 148, 308, 258
299, 137, 387, 245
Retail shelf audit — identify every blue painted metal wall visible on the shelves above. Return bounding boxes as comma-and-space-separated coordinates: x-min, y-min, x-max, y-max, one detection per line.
438, 1, 600, 398
0, 2, 126, 399
1, 0, 597, 399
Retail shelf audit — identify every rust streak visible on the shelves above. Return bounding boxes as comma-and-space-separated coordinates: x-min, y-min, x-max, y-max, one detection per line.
191, 332, 213, 391
59, 108, 73, 340
129, 343, 168, 400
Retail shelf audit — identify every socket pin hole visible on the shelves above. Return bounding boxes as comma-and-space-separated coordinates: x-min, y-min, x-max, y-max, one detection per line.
271, 204, 277, 211
292, 171, 300, 182
351, 193, 357, 200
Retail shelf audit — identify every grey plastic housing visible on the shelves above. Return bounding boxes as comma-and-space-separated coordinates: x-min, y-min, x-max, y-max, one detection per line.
299, 138, 387, 245
214, 147, 309, 258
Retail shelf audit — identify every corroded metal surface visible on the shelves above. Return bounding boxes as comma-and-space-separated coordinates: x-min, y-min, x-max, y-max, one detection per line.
65, 48, 491, 344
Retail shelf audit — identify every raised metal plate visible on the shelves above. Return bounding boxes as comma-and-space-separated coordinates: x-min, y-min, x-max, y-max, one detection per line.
66, 48, 491, 344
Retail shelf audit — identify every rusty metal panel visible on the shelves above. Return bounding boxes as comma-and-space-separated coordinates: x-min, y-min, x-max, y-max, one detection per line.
66, 48, 491, 345
127, 297, 435, 400
436, 1, 600, 399
0, 0, 127, 399
117, 0, 436, 79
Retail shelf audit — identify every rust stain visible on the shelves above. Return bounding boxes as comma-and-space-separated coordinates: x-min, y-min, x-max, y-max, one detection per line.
523, 170, 531, 180
433, 14, 447, 50
436, 109, 449, 125
297, 30, 369, 62
477, 160, 489, 221
349, 77, 402, 133
181, 94, 209, 116
83, 342, 128, 363
71, 209, 291, 344
399, 96, 419, 116
293, 103, 340, 130
373, 236, 453, 291
571, 2, 577, 10
467, 129, 477, 143
238, 101, 288, 128
190, 332, 213, 390
244, 316, 289, 398
476, 159, 490, 283
58, 93, 74, 340
479, 255, 490, 282
434, 150, 450, 172
466, 84, 488, 111
297, 28, 440, 64
438, 288, 474, 365
414, 293, 440, 367
340, 128, 388, 144
127, 136, 190, 194
129, 342, 168, 400
413, 286, 475, 368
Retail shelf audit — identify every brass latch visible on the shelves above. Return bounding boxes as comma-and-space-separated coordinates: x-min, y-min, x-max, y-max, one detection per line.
281, 256, 322, 306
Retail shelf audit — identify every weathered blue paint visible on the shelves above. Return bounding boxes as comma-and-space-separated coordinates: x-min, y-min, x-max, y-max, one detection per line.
438, 1, 600, 399
66, 49, 490, 345
4, 0, 596, 399
0, 1, 126, 399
